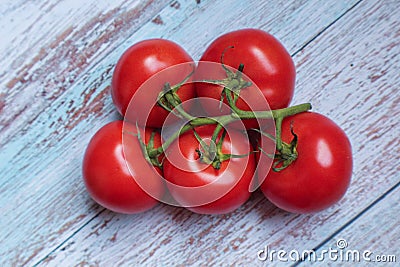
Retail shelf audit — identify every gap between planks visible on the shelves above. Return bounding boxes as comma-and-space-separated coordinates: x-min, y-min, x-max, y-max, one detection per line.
291, 0, 363, 57
30, 1, 369, 266
293, 181, 400, 266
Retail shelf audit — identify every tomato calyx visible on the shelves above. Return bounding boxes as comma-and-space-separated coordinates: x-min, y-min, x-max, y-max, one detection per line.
253, 125, 297, 172
140, 103, 311, 170
130, 54, 311, 171
201, 47, 253, 113
271, 123, 298, 172
192, 124, 250, 170
156, 67, 195, 121
193, 127, 219, 168
220, 62, 252, 105
133, 125, 164, 169
157, 83, 182, 113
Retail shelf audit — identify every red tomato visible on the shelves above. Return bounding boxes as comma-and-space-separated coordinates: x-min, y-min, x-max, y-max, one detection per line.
260, 112, 353, 213
196, 29, 295, 128
82, 121, 165, 214
111, 39, 195, 128
162, 125, 256, 214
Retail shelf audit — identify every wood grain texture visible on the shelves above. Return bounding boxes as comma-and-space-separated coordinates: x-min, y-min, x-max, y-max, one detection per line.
0, 0, 168, 144
0, 0, 171, 265
311, 185, 399, 266
0, 0, 399, 266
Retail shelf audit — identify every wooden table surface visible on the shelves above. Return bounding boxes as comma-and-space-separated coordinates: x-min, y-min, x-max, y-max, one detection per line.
1, 0, 399, 266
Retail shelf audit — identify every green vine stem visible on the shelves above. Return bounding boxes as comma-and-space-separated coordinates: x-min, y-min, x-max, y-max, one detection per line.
147, 102, 311, 159
142, 60, 312, 170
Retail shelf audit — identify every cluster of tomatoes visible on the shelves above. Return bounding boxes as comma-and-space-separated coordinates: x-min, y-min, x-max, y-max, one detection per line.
82, 29, 353, 215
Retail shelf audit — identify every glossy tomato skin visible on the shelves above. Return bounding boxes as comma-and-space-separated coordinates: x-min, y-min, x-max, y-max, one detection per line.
162, 126, 256, 214
260, 112, 353, 213
82, 121, 164, 214
111, 39, 195, 128
197, 29, 295, 114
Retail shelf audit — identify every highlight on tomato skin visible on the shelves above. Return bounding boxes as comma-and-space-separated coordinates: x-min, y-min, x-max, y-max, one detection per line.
111, 39, 195, 128
260, 112, 353, 214
82, 121, 165, 214
196, 28, 296, 118
82, 29, 354, 216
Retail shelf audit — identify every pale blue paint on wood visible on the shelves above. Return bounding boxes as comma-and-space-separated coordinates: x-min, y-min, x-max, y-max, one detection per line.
0, 0, 398, 266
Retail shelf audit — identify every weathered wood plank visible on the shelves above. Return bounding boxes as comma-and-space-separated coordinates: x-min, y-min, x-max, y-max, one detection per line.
25, 0, 397, 265
1, 0, 398, 266
23, 0, 399, 266
0, 0, 172, 265
301, 185, 399, 266
0, 0, 169, 144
